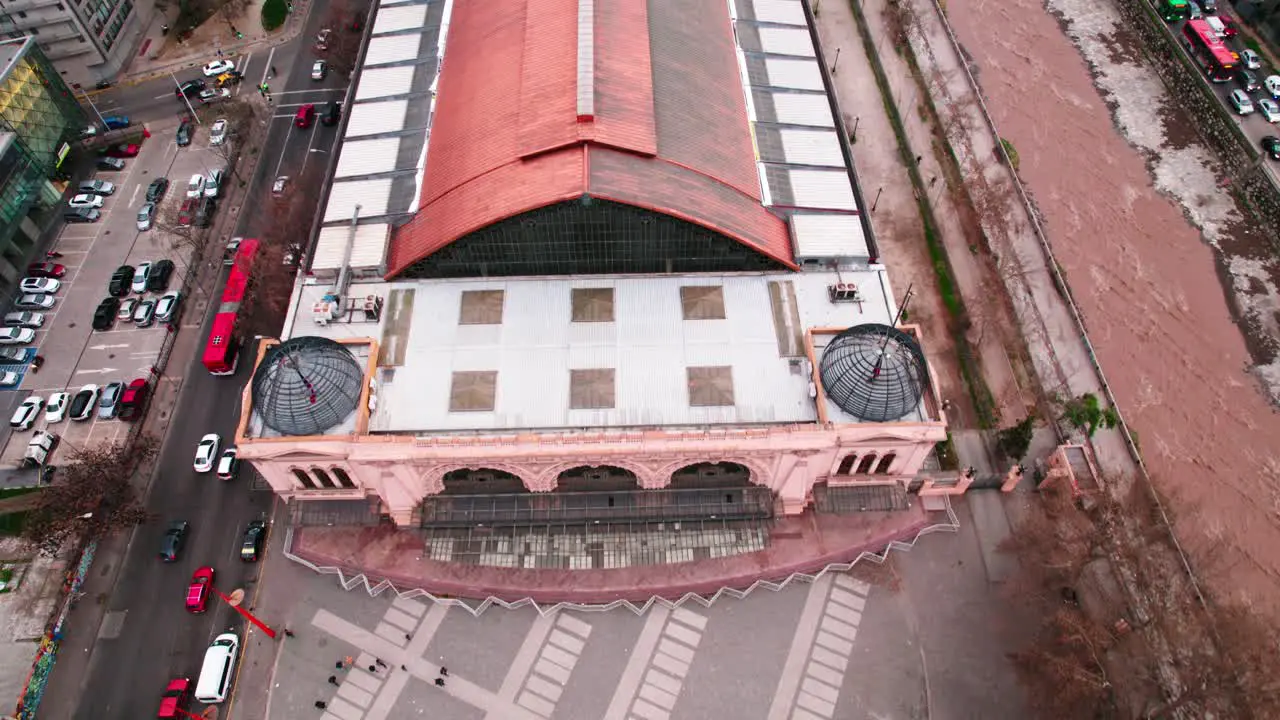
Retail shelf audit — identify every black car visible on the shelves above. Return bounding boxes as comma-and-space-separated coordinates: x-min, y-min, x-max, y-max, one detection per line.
92, 297, 119, 331
194, 197, 216, 228
175, 79, 204, 98
69, 388, 96, 420
96, 157, 125, 171
321, 101, 341, 126
1237, 69, 1261, 94
146, 177, 169, 202
1263, 136, 1280, 161
108, 265, 134, 297
146, 259, 175, 292
159, 520, 188, 562
176, 119, 192, 147
240, 520, 266, 562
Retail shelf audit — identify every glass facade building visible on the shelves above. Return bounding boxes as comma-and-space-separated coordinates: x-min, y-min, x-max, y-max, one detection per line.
0, 36, 83, 284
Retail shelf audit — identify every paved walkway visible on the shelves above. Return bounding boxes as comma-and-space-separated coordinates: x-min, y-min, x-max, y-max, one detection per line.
287, 507, 942, 604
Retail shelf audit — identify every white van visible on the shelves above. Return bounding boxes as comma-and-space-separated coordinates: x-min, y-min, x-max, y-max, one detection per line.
195, 632, 240, 704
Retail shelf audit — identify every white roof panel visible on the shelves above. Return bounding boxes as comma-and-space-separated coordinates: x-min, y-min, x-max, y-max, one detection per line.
769, 93, 835, 127
779, 128, 844, 167
757, 27, 814, 57
335, 137, 402, 178
790, 213, 869, 259
764, 57, 824, 91
345, 99, 409, 137
355, 66, 416, 101
749, 0, 806, 26
364, 33, 423, 65
324, 179, 394, 221
312, 223, 391, 271
372, 4, 427, 34
786, 168, 857, 211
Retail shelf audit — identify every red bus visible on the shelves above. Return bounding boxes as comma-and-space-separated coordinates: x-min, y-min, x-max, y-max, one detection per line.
202, 237, 259, 375
1182, 19, 1238, 83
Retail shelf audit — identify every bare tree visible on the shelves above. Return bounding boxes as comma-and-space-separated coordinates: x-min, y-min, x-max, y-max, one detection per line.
22, 436, 158, 557
319, 0, 364, 77
240, 170, 324, 336
154, 199, 207, 256
201, 99, 260, 184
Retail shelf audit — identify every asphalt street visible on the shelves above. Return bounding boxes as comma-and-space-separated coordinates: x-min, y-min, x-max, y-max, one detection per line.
36, 1, 357, 715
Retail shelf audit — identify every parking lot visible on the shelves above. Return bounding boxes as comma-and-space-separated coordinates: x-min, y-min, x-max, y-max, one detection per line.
0, 119, 235, 476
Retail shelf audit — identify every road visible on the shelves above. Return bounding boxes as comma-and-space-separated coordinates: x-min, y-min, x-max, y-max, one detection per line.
36, 1, 358, 715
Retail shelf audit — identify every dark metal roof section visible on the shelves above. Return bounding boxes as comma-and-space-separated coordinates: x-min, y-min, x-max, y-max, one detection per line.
252, 337, 365, 436
819, 324, 928, 422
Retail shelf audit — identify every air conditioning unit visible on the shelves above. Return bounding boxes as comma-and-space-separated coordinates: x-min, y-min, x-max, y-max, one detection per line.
312, 300, 340, 326
362, 294, 384, 322
827, 283, 863, 303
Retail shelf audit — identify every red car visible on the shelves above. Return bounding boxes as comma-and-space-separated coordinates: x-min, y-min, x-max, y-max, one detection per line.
103, 143, 140, 158
119, 378, 150, 420
157, 678, 191, 718
27, 262, 66, 278
177, 198, 197, 226
295, 103, 315, 129
185, 566, 214, 613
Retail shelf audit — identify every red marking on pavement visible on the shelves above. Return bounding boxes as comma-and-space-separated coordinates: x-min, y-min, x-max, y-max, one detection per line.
138, 39, 152, 56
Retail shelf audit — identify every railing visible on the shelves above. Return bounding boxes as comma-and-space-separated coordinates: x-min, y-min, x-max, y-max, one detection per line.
419, 487, 775, 528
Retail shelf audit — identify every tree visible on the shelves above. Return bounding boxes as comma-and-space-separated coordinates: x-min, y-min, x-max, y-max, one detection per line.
319, 0, 364, 77
154, 199, 209, 258
240, 168, 323, 336
1060, 393, 1118, 436
201, 98, 261, 184
22, 436, 158, 557
996, 415, 1035, 461
1011, 607, 1116, 719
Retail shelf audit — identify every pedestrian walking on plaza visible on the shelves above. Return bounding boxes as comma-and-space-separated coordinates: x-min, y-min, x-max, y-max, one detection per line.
375, 658, 387, 668
328, 675, 339, 686
434, 677, 446, 687
315, 701, 328, 709
439, 667, 448, 677
284, 629, 295, 637
368, 664, 377, 673
401, 664, 407, 671
405, 633, 412, 641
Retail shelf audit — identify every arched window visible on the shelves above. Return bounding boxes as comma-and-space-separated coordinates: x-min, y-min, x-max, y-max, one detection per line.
331, 467, 356, 488
836, 455, 857, 475
312, 467, 335, 488
875, 453, 897, 474
292, 468, 317, 489
855, 454, 877, 474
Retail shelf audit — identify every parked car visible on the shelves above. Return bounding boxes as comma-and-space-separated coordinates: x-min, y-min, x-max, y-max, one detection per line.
0, 328, 35, 344
177, 198, 197, 226
159, 520, 188, 562
78, 179, 115, 196
205, 169, 223, 199
1229, 89, 1254, 115
186, 566, 215, 613
197, 87, 231, 103
175, 80, 204, 98
0, 371, 17, 387
102, 143, 140, 158
108, 265, 134, 297
155, 290, 182, 323
295, 103, 315, 129
0, 348, 27, 363
68, 193, 104, 210
157, 678, 191, 719
131, 262, 151, 293
26, 262, 65, 278
4, 312, 44, 328
69, 384, 99, 421
1263, 135, 1280, 160
64, 208, 100, 223
146, 177, 169, 202
137, 202, 156, 231
240, 521, 266, 561
194, 197, 216, 228
9, 396, 42, 430
92, 297, 119, 330
185, 174, 205, 199
322, 101, 342, 126
202, 59, 235, 76
176, 119, 193, 147
133, 298, 157, 327
45, 391, 68, 424
19, 277, 59, 294
215, 447, 239, 480
98, 381, 124, 420
14, 294, 54, 310
119, 378, 149, 420
116, 297, 137, 320
147, 260, 175, 292
1261, 98, 1280, 124
210, 118, 228, 146
311, 60, 327, 80
193, 434, 220, 472
96, 157, 125, 172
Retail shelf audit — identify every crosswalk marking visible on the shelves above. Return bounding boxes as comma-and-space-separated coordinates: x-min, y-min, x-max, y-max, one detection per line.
508, 612, 594, 717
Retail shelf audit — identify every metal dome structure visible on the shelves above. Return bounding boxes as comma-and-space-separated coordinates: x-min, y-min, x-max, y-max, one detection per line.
818, 324, 929, 422
251, 336, 365, 436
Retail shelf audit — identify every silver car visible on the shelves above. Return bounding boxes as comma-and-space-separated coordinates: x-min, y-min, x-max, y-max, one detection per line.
14, 294, 54, 310
98, 381, 124, 420
1230, 89, 1255, 115
137, 202, 155, 231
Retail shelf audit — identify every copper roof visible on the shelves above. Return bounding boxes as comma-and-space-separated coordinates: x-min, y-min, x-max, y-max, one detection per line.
387, 0, 796, 277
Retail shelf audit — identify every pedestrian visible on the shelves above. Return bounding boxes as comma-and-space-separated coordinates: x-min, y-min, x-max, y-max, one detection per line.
375, 658, 387, 668
335, 661, 344, 670
284, 629, 295, 637
368, 664, 377, 673
328, 675, 338, 686
315, 700, 328, 709
434, 677, 446, 687
929, 176, 938, 188
344, 655, 354, 668
404, 633, 412, 641
400, 664, 407, 671
439, 667, 448, 677
914, 155, 922, 164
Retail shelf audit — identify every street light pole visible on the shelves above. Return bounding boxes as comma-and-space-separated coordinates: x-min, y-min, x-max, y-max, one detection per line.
171, 72, 202, 124
214, 587, 277, 639
79, 88, 108, 131
830, 47, 841, 75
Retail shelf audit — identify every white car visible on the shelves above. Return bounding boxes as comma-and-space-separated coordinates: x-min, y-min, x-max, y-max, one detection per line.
18, 277, 59, 294
70, 384, 99, 422
0, 371, 18, 387
131, 262, 151, 293
1267, 75, 1280, 100
0, 328, 35, 344
1261, 98, 1280, 124
45, 391, 68, 423
202, 59, 235, 77
1241, 49, 1262, 71
186, 174, 205, 199
205, 169, 223, 199
9, 396, 42, 430
68, 193, 104, 209
210, 118, 228, 146
1229, 89, 1254, 115
194, 434, 221, 472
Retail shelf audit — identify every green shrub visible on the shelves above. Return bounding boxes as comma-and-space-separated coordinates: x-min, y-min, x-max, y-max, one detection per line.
1000, 138, 1020, 170
261, 0, 287, 31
